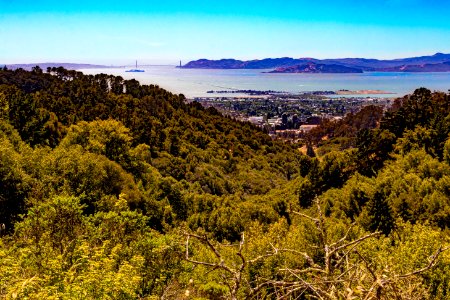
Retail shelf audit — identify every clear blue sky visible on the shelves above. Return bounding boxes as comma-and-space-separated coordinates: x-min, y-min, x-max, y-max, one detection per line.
1, 0, 449, 64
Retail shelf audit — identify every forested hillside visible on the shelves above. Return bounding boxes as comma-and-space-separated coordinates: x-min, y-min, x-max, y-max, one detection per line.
1, 67, 450, 299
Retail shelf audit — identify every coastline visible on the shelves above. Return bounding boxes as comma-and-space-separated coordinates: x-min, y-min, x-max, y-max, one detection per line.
335, 89, 396, 95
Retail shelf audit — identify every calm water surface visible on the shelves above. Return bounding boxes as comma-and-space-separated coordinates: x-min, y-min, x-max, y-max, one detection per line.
80, 66, 450, 98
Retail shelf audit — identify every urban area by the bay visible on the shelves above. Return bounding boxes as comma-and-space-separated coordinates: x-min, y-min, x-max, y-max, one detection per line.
192, 89, 392, 141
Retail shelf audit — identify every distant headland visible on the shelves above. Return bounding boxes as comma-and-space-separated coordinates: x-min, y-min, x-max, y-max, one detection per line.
2, 63, 112, 71
180, 52, 450, 73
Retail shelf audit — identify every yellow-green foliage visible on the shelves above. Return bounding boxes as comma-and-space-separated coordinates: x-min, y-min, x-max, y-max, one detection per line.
2, 69, 450, 299
0, 196, 183, 299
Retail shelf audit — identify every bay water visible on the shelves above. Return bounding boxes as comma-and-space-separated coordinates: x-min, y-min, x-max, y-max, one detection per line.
80, 65, 450, 98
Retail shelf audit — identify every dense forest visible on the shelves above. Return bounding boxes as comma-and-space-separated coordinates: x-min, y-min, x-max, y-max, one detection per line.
1, 66, 450, 299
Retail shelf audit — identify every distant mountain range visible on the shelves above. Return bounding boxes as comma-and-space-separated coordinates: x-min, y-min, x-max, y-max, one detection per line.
181, 53, 450, 73
377, 61, 450, 72
2, 63, 110, 71
268, 63, 363, 74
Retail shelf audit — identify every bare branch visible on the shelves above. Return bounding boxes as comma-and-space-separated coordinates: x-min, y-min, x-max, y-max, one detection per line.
363, 279, 384, 300
270, 247, 319, 268
279, 267, 326, 275
188, 232, 223, 261
355, 250, 377, 281
184, 232, 234, 274
332, 231, 381, 255
298, 277, 326, 300
292, 211, 320, 224
329, 222, 355, 249
185, 235, 222, 268
397, 246, 450, 278
333, 238, 376, 271
237, 232, 246, 273
246, 251, 278, 264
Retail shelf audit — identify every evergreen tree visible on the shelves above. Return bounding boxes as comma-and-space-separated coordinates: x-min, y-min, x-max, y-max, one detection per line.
365, 190, 394, 235
306, 142, 316, 157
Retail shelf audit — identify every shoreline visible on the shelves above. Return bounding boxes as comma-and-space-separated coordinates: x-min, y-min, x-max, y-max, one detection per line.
335, 89, 395, 95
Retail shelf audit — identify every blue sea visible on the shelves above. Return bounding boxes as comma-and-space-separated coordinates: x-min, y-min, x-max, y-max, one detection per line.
80, 65, 450, 98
